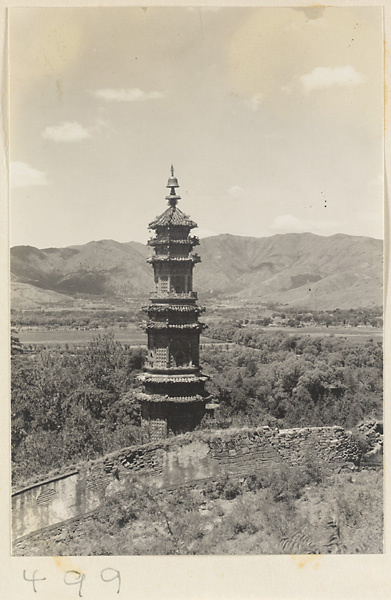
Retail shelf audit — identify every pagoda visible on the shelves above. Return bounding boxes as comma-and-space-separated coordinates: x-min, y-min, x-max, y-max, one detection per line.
137, 167, 210, 441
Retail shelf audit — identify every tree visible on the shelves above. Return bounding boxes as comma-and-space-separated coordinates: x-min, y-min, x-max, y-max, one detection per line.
11, 329, 23, 356
11, 334, 146, 485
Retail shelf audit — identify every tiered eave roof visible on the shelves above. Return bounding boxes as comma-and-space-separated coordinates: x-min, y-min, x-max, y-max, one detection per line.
148, 206, 197, 230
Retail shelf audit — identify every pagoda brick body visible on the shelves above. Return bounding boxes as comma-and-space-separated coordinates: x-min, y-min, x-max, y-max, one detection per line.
137, 168, 209, 441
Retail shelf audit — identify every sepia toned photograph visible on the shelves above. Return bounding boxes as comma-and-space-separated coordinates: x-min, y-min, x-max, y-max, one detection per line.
9, 6, 384, 557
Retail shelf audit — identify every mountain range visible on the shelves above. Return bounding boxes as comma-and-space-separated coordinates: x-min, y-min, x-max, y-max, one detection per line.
10, 233, 383, 310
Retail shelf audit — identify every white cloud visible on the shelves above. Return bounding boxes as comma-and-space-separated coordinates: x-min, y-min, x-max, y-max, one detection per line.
281, 82, 294, 95
42, 121, 92, 142
90, 117, 113, 136
271, 214, 306, 232
10, 161, 49, 188
93, 88, 166, 102
197, 228, 217, 239
228, 185, 247, 200
270, 214, 339, 235
245, 93, 264, 111
299, 66, 367, 95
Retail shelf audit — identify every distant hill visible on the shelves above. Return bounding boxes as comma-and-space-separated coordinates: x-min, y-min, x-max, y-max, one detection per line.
11, 240, 151, 298
10, 233, 383, 310
197, 233, 383, 308
11, 283, 75, 310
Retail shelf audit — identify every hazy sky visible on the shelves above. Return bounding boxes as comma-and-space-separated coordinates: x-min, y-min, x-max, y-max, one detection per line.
9, 6, 384, 248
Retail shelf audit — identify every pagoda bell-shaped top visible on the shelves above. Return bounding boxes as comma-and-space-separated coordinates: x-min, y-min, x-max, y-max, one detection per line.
149, 166, 197, 230
166, 165, 180, 207
167, 164, 179, 189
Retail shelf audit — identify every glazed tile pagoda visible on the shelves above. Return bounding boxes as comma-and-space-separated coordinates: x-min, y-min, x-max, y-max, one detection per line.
137, 167, 210, 441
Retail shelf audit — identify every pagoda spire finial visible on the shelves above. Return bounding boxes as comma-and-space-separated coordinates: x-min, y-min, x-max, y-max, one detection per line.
166, 165, 180, 207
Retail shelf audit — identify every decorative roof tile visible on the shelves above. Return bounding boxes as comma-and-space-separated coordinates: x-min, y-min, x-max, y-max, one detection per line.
136, 392, 209, 403
144, 322, 206, 330
138, 374, 209, 384
146, 254, 201, 264
148, 236, 199, 246
137, 374, 209, 384
142, 304, 205, 314
148, 206, 197, 230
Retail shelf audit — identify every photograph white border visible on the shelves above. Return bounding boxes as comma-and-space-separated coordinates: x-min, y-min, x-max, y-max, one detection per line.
0, 1, 389, 598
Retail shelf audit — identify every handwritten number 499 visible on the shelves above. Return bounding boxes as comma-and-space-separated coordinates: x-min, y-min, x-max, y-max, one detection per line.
23, 571, 46, 593
23, 568, 121, 596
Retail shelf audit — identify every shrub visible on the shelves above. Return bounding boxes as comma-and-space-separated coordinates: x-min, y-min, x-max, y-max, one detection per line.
204, 475, 242, 501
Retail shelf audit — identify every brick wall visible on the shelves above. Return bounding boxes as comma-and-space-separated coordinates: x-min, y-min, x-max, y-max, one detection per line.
12, 425, 360, 543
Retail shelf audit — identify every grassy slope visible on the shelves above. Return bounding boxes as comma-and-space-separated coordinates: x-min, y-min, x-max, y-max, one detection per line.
13, 469, 382, 556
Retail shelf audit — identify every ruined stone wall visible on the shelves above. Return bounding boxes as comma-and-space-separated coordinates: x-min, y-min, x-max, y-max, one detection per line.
12, 425, 360, 543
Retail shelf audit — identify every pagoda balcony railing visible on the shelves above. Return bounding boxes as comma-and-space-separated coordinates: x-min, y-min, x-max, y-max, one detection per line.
142, 304, 205, 314
135, 392, 206, 404
148, 236, 199, 246
149, 291, 198, 300
138, 373, 209, 384
143, 322, 205, 331
146, 254, 201, 264
144, 366, 200, 375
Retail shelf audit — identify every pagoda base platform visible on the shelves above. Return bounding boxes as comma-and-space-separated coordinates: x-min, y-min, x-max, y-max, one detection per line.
139, 397, 207, 442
